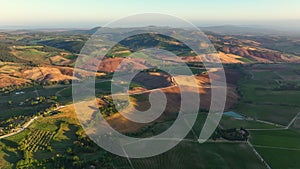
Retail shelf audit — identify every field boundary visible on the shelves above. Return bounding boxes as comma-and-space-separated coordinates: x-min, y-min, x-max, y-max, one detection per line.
247, 141, 272, 169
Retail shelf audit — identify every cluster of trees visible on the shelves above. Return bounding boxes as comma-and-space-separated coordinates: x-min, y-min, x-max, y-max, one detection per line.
1, 82, 34, 94
99, 97, 128, 117
211, 127, 249, 141
6, 95, 57, 107
0, 116, 31, 135
50, 154, 109, 169
0, 78, 72, 95
16, 157, 40, 169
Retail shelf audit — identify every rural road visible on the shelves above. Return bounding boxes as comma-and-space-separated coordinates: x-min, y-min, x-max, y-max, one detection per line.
0, 117, 37, 139
0, 106, 66, 140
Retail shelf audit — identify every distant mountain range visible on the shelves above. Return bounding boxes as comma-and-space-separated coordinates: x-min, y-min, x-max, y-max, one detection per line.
200, 25, 288, 35
2, 25, 300, 36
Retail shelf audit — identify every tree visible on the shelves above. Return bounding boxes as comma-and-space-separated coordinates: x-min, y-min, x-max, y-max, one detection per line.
73, 155, 79, 161
66, 147, 73, 155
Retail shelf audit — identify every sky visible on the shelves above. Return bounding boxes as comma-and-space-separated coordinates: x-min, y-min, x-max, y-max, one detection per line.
0, 0, 299, 29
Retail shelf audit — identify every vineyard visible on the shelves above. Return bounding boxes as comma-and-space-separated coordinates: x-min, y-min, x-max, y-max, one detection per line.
19, 129, 55, 152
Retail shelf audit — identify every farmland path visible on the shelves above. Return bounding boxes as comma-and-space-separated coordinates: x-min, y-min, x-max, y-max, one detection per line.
247, 141, 272, 169
286, 112, 300, 129
253, 144, 300, 151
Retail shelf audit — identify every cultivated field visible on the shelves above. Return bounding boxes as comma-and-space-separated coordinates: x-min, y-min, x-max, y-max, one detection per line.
234, 64, 300, 125
113, 142, 266, 169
